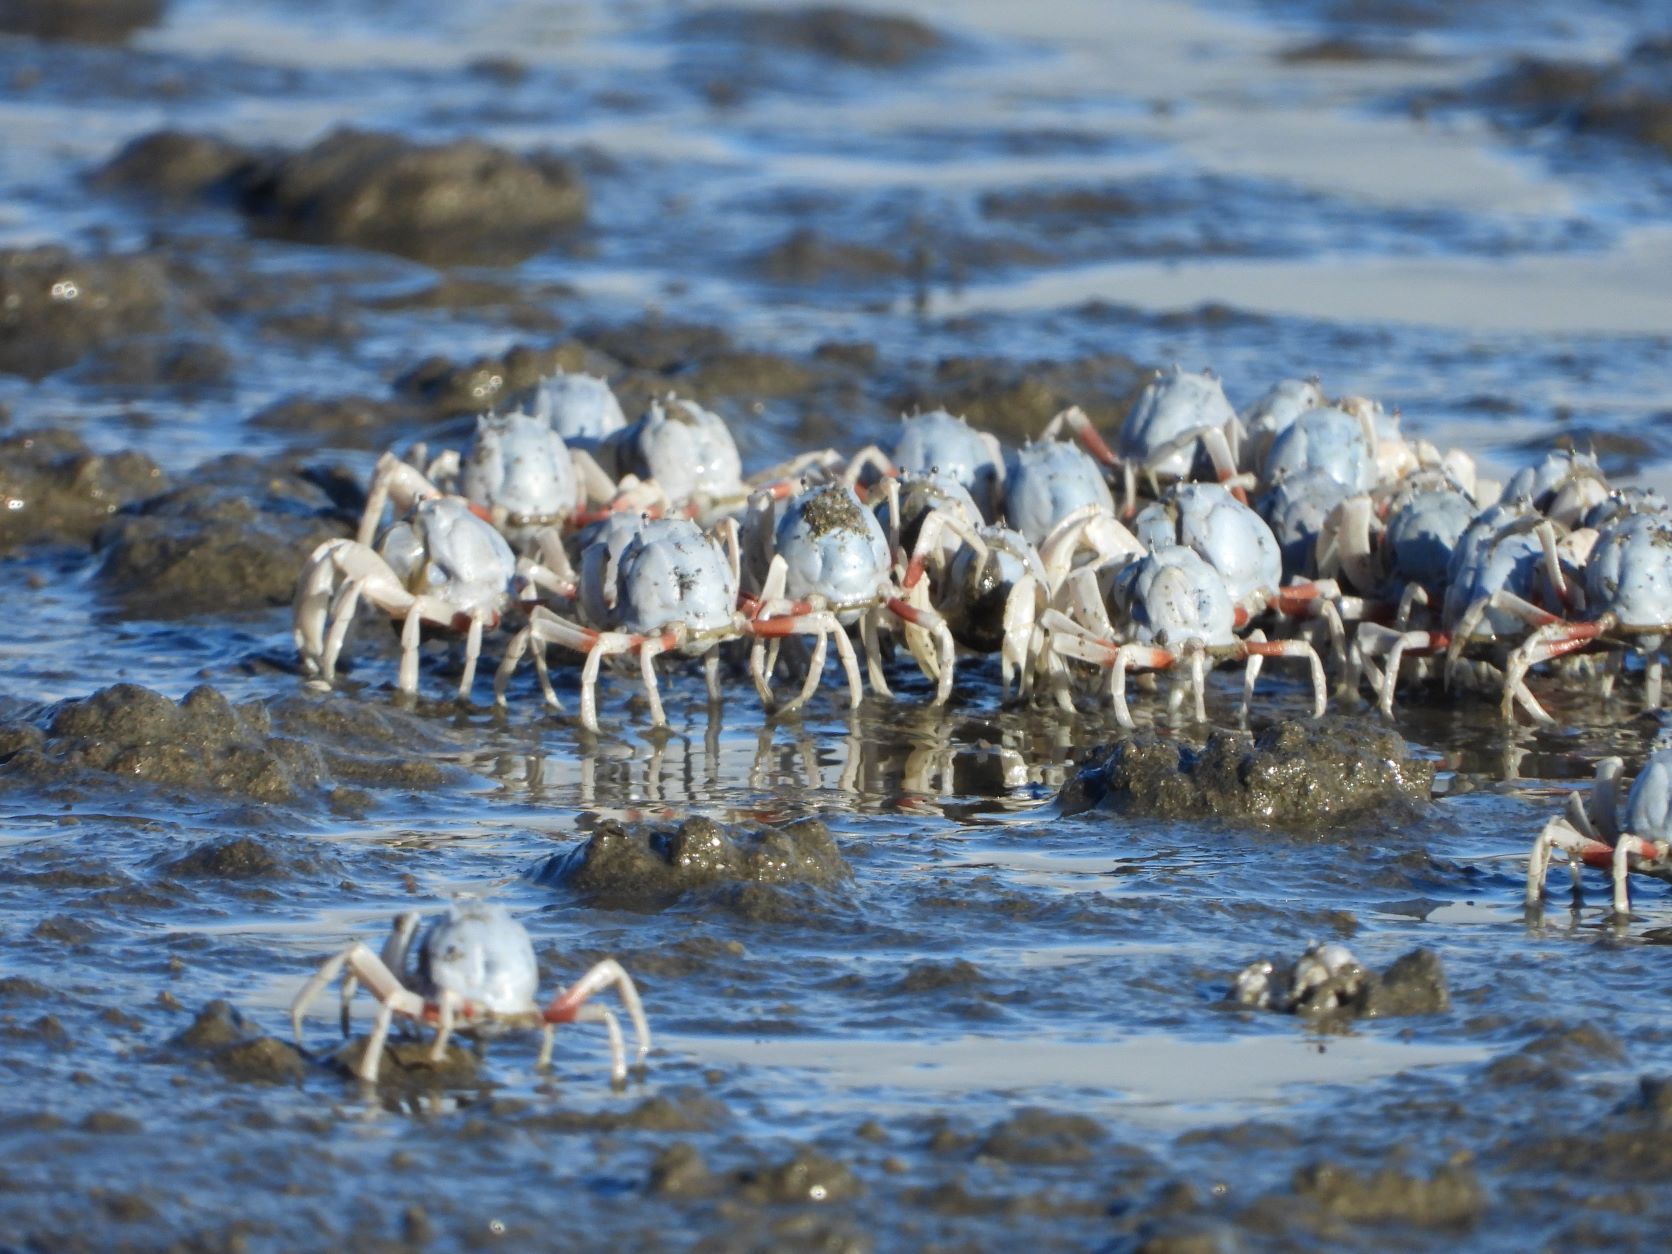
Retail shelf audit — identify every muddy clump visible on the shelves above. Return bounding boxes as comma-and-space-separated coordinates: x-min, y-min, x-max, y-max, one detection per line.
1483, 39, 1672, 160
1231, 943, 1449, 1019
1059, 717, 1434, 830
241, 129, 586, 264
0, 429, 166, 553
0, 684, 323, 803
755, 228, 910, 284
100, 128, 587, 264
92, 453, 351, 616
682, 5, 944, 67
533, 816, 851, 908
0, 247, 174, 379
0, 0, 165, 43
94, 130, 257, 202
168, 1001, 306, 1085
1289, 1157, 1484, 1227
978, 1109, 1107, 1165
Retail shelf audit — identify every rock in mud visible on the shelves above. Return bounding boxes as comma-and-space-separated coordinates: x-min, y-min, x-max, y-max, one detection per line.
238, 129, 587, 264
168, 1000, 306, 1084
92, 453, 351, 616
0, 429, 166, 552
1484, 39, 1672, 160
0, 0, 165, 43
0, 684, 323, 803
0, 247, 174, 379
1290, 1158, 1484, 1227
1230, 944, 1448, 1020
682, 5, 944, 67
533, 816, 851, 908
1059, 718, 1434, 830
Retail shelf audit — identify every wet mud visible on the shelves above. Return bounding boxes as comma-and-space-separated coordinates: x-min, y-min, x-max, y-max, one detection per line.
5, 0, 1672, 1250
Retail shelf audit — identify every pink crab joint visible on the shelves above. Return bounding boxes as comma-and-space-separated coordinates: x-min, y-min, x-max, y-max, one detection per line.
290, 897, 651, 1085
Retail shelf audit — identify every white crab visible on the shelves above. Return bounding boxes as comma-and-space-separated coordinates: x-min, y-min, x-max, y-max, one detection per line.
295, 496, 518, 699
495, 515, 758, 731
291, 897, 650, 1084
1527, 749, 1672, 918
1042, 544, 1326, 728
359, 409, 634, 552
747, 481, 959, 714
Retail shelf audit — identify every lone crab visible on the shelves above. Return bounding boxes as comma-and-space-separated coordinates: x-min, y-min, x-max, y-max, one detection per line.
291, 897, 651, 1084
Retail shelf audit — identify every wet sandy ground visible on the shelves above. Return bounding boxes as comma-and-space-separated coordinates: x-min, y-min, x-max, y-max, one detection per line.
4, 0, 1672, 1250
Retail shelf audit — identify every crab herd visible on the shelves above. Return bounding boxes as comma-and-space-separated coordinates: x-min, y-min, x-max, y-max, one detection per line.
282, 367, 1672, 1082
295, 363, 1672, 739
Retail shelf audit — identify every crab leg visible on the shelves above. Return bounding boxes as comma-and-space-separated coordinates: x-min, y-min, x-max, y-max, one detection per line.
544, 959, 652, 1085
291, 942, 425, 1081
1112, 644, 1174, 728
885, 597, 956, 705
1235, 635, 1328, 720
1040, 405, 1119, 469
341, 911, 422, 1038
1501, 616, 1612, 721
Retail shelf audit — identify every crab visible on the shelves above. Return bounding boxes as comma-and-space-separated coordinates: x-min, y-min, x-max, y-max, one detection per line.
295, 496, 518, 699
846, 408, 1008, 521
358, 409, 632, 552
1043, 368, 1243, 517
530, 369, 628, 445
1500, 448, 1611, 529
1042, 544, 1327, 728
1001, 436, 1119, 549
1354, 500, 1593, 720
291, 896, 650, 1084
596, 396, 747, 518
1526, 749, 1672, 917
1502, 505, 1672, 713
1134, 481, 1345, 654
495, 515, 762, 731
747, 481, 958, 714
1232, 941, 1366, 1013
905, 521, 1050, 701
1240, 376, 1327, 479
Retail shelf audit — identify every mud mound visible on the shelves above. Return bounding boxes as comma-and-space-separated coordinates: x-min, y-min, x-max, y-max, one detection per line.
0, 0, 165, 43
0, 684, 323, 803
99, 127, 587, 264
1059, 717, 1434, 829
1289, 1158, 1484, 1227
0, 429, 165, 553
533, 816, 851, 908
682, 6, 944, 67
0, 247, 174, 379
1484, 39, 1672, 160
93, 453, 350, 616
167, 1001, 306, 1085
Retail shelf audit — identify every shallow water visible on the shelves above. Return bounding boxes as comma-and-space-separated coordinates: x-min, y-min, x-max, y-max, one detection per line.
4, 0, 1672, 1250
